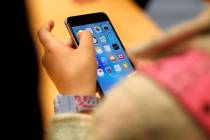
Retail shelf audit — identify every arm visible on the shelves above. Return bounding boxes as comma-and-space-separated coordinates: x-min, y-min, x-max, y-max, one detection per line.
38, 21, 98, 140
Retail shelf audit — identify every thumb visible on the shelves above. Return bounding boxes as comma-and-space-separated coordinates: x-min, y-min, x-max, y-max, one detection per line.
77, 30, 93, 51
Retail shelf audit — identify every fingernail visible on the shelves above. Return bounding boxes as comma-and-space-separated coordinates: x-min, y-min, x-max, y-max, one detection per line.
77, 30, 83, 38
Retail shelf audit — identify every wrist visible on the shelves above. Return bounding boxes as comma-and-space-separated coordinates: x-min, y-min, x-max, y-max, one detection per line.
54, 95, 100, 114
57, 84, 96, 96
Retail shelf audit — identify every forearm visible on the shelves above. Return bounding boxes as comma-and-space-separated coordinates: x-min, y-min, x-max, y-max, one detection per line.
50, 95, 100, 140
50, 114, 93, 140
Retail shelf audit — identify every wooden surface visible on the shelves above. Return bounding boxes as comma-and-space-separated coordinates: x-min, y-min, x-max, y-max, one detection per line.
25, 0, 160, 129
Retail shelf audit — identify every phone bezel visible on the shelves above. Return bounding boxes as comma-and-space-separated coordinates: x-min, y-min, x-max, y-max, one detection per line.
65, 12, 135, 96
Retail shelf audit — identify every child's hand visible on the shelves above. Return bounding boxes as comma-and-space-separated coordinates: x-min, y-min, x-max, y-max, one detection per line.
38, 20, 97, 95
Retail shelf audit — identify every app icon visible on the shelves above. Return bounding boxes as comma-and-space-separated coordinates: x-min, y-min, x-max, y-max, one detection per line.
107, 32, 113, 41
118, 53, 124, 60
104, 45, 111, 52
97, 69, 104, 76
93, 37, 98, 44
109, 54, 116, 62
103, 25, 109, 31
122, 62, 129, 69
112, 44, 119, 50
95, 47, 103, 54
99, 36, 106, 43
114, 64, 121, 72
94, 26, 102, 33
85, 28, 93, 34
105, 66, 112, 73
100, 57, 108, 65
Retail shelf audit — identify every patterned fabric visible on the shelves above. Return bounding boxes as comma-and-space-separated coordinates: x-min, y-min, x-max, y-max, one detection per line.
54, 95, 100, 114
142, 48, 210, 136
74, 96, 100, 113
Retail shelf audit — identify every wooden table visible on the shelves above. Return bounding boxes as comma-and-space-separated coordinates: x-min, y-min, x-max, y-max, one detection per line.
25, 0, 160, 130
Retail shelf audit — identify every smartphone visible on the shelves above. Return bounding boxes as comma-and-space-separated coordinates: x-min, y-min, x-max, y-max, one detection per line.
65, 12, 135, 96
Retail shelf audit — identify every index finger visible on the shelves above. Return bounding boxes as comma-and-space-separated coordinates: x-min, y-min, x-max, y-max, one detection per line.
77, 30, 93, 51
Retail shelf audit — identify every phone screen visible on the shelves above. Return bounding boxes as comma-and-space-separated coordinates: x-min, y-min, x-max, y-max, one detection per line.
70, 20, 135, 95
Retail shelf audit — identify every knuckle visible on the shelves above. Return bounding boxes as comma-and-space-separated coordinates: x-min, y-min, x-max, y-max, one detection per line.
48, 44, 59, 53
37, 28, 43, 38
41, 56, 47, 67
45, 41, 56, 52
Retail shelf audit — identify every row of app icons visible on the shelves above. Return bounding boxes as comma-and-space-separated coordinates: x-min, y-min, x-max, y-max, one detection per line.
95, 44, 119, 54
97, 62, 129, 76
77, 31, 107, 44
97, 53, 124, 66
92, 36, 107, 44
85, 25, 109, 34
84, 26, 111, 45
92, 35, 119, 46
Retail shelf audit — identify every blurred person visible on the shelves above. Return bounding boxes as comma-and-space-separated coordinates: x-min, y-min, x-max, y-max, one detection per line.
1, 1, 43, 140
38, 8, 210, 140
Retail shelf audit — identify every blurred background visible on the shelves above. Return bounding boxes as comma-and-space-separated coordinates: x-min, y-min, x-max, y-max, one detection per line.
147, 0, 204, 29
24, 0, 208, 136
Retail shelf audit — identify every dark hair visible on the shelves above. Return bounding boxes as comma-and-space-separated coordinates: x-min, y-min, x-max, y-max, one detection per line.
1, 1, 43, 139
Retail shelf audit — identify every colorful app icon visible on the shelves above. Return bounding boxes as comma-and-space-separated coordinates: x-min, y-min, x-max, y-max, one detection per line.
94, 26, 102, 33
105, 66, 112, 73
114, 64, 121, 72
95, 47, 103, 54
104, 45, 111, 52
85, 28, 93, 34
103, 25, 109, 31
93, 37, 98, 44
122, 62, 129, 69
118, 53, 124, 60
109, 54, 116, 62
100, 57, 108, 65
112, 44, 119, 50
99, 36, 106, 43
97, 69, 104, 76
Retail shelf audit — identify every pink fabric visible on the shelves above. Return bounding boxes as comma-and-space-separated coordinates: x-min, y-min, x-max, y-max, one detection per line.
74, 96, 100, 112
141, 49, 210, 136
